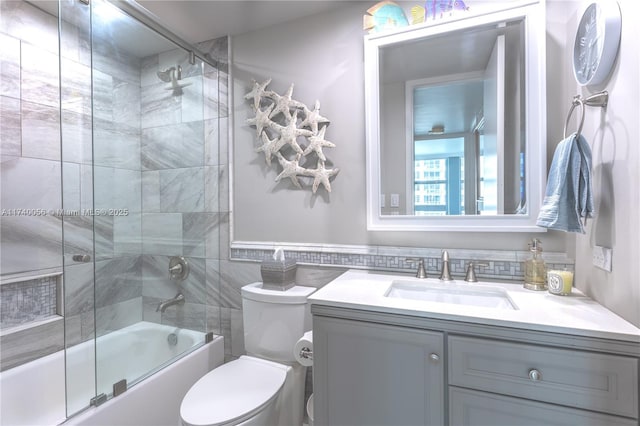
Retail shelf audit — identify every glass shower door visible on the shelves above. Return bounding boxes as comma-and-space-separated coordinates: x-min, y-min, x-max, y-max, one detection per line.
60, 0, 216, 416
89, 0, 209, 398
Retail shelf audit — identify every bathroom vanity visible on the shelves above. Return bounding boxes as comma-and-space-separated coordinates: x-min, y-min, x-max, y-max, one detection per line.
309, 270, 640, 426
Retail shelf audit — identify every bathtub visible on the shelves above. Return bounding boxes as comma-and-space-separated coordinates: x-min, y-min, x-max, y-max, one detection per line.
0, 321, 224, 426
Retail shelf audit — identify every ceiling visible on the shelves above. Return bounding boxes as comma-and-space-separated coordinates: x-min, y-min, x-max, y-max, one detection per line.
29, 0, 355, 58
137, 0, 354, 44
31, 1, 352, 43
413, 80, 484, 136
380, 27, 499, 85
381, 25, 501, 136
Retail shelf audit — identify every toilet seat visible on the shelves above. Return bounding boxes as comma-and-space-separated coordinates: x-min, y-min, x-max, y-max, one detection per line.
180, 356, 288, 426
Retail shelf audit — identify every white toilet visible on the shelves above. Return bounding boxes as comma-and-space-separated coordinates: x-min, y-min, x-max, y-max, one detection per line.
180, 282, 316, 426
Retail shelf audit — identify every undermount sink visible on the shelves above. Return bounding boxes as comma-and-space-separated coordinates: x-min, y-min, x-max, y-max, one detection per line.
385, 280, 518, 310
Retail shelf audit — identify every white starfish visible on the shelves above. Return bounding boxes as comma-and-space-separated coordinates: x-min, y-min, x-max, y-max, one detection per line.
275, 153, 307, 189
302, 125, 335, 162
255, 131, 279, 166
306, 160, 340, 193
269, 84, 304, 121
246, 104, 274, 139
269, 110, 312, 154
244, 78, 272, 110
300, 100, 330, 134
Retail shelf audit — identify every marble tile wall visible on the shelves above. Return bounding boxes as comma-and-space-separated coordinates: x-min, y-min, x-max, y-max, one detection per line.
0, 317, 64, 371
1, 2, 63, 276
1, 2, 68, 369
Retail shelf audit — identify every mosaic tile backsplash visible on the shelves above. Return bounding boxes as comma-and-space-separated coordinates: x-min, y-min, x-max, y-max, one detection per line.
231, 245, 574, 282
0, 275, 59, 329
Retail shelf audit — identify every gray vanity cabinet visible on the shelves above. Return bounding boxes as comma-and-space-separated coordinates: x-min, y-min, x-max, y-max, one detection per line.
313, 316, 444, 426
312, 307, 639, 426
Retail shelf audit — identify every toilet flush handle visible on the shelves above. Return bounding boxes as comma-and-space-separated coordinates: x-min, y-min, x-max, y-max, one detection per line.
299, 347, 313, 361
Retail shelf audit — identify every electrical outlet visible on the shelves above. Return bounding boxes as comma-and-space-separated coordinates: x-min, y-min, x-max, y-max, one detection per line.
592, 245, 612, 272
380, 194, 386, 208
390, 193, 400, 208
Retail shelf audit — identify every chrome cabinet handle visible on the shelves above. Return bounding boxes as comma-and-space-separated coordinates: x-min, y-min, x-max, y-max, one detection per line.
528, 369, 542, 381
429, 353, 440, 362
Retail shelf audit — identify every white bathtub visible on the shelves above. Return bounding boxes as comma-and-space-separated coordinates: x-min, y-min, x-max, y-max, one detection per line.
0, 321, 224, 426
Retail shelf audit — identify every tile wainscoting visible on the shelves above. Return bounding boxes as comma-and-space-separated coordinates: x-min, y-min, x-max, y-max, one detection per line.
230, 242, 575, 282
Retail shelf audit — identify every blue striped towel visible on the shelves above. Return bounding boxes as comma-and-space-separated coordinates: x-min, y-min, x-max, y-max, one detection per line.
536, 133, 594, 233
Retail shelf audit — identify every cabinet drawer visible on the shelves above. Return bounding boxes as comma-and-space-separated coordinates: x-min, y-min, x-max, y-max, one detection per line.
450, 387, 637, 426
448, 335, 639, 418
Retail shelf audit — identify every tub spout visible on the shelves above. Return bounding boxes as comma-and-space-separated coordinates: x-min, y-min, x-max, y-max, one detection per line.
156, 293, 185, 313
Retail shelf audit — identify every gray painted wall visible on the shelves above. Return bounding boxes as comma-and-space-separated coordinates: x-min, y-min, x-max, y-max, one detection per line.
548, 0, 640, 327
232, 1, 640, 327
232, 3, 368, 246
231, 2, 567, 251
380, 80, 408, 215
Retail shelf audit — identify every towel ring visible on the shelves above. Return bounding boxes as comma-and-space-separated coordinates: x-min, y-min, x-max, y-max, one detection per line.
563, 91, 609, 139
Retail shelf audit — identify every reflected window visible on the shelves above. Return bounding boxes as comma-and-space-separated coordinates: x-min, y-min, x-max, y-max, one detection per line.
413, 139, 464, 216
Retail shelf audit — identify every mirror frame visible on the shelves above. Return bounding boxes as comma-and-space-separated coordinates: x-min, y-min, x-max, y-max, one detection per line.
365, 1, 546, 232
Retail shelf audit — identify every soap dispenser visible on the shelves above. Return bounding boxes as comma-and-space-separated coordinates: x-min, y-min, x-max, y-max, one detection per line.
524, 238, 547, 291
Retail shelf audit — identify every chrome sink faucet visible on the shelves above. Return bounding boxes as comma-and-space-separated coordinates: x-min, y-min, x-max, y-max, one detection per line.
464, 262, 489, 282
406, 258, 427, 278
439, 250, 453, 281
156, 292, 185, 313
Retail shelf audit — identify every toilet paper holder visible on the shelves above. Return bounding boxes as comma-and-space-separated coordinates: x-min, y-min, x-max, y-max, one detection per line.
299, 346, 313, 361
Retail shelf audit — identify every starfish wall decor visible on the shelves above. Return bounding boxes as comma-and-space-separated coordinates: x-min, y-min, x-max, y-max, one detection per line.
245, 79, 339, 193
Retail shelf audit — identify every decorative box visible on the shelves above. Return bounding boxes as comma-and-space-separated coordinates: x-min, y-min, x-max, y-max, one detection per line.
260, 257, 297, 290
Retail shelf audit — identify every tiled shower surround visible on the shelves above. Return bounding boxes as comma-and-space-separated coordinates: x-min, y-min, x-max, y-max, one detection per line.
0, 0, 229, 371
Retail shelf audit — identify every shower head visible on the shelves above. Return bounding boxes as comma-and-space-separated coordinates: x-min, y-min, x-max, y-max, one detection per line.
157, 66, 177, 83
157, 65, 188, 96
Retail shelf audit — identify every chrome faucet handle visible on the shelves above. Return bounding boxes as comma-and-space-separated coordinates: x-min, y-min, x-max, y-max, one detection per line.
406, 257, 427, 278
169, 256, 189, 281
464, 262, 489, 282
439, 250, 453, 281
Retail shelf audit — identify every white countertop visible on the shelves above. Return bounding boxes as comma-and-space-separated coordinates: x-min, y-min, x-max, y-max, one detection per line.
308, 270, 640, 343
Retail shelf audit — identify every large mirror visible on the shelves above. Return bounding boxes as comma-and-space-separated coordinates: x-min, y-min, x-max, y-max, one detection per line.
365, 2, 546, 231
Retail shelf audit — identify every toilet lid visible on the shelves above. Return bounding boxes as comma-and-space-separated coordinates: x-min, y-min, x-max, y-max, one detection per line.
180, 356, 288, 426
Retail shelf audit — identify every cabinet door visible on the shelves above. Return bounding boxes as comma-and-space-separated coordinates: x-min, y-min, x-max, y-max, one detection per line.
314, 316, 444, 426
450, 387, 637, 426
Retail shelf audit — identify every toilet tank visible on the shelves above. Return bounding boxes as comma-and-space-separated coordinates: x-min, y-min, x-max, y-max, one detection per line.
241, 283, 316, 362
